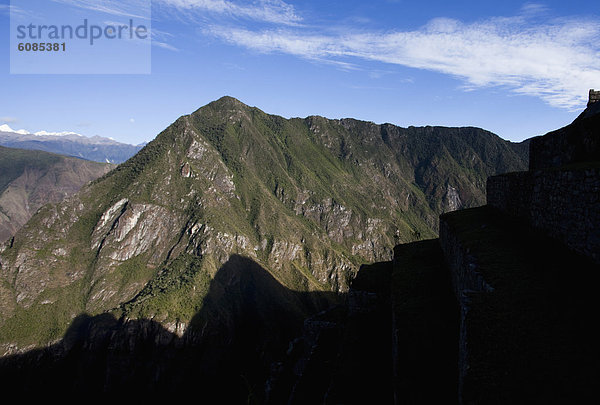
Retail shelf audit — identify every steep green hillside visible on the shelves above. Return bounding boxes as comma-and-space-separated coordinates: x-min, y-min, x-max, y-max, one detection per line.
0, 146, 62, 193
0, 146, 114, 243
0, 96, 527, 352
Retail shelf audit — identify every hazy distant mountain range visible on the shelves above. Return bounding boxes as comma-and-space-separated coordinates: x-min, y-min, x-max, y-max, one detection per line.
0, 124, 143, 164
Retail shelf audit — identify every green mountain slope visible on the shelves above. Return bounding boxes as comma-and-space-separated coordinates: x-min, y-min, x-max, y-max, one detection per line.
0, 146, 114, 243
0, 96, 527, 351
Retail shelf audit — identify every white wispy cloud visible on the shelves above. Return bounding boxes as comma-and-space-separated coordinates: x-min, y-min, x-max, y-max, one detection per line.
1, 4, 36, 18
519, 2, 550, 16
157, 0, 301, 25
51, 0, 150, 20
150, 28, 179, 51
153, 41, 180, 51
207, 12, 600, 110
0, 116, 18, 124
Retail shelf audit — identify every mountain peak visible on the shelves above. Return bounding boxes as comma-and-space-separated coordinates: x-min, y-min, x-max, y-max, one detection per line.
0, 124, 29, 135
213, 95, 246, 107
0, 123, 82, 137
195, 96, 253, 115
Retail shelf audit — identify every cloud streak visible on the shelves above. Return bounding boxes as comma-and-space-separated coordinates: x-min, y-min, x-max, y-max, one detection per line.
157, 0, 301, 25
50, 0, 150, 19
50, 1, 600, 109
207, 12, 600, 110
0, 117, 19, 124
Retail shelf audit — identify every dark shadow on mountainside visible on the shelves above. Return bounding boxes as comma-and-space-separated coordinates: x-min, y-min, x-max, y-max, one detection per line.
0, 255, 339, 402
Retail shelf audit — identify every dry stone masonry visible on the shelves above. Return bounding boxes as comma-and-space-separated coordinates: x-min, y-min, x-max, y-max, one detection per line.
488, 90, 600, 263
588, 89, 600, 107
438, 90, 600, 403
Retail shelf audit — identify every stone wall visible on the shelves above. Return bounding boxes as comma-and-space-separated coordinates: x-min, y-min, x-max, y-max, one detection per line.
487, 167, 600, 264
438, 218, 493, 404
588, 89, 600, 107
529, 102, 600, 170
485, 171, 532, 218
439, 95, 600, 403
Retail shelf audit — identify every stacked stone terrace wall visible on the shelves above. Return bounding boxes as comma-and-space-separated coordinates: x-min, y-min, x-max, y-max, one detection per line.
487, 167, 600, 264
439, 94, 600, 404
489, 99, 600, 264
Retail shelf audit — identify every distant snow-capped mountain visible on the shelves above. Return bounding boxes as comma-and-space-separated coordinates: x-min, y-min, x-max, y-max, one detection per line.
0, 124, 90, 138
0, 124, 144, 163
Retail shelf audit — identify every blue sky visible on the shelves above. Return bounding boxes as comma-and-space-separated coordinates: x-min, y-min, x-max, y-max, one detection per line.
1, 0, 599, 145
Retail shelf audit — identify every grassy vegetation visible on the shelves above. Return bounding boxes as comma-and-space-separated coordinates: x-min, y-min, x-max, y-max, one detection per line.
0, 280, 87, 346
119, 253, 212, 321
